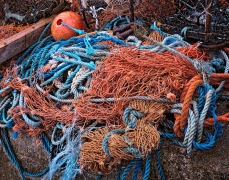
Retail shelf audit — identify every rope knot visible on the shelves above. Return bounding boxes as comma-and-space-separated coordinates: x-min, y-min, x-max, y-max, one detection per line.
123, 106, 144, 129
193, 60, 212, 83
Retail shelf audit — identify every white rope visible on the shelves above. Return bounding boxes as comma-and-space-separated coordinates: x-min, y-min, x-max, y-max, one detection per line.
89, 6, 105, 30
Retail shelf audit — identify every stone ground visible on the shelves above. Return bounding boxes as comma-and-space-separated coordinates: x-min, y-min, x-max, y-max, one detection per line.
0, 116, 228, 180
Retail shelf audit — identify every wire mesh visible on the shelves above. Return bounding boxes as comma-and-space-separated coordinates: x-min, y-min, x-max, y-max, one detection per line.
157, 0, 229, 45
79, 0, 229, 46
1, 0, 64, 24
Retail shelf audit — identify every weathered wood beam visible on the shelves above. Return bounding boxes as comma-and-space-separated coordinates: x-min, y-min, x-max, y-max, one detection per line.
0, 16, 55, 64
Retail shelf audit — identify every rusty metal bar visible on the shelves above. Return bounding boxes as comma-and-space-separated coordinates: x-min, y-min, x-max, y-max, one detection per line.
129, 0, 135, 22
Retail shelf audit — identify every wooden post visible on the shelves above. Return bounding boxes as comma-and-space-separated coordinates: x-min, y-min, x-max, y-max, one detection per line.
204, 0, 212, 42
129, 0, 135, 22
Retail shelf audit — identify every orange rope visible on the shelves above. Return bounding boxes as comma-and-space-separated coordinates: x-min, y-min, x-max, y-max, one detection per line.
174, 72, 229, 136
174, 114, 183, 137
180, 74, 202, 102
210, 73, 229, 80
172, 79, 204, 136
180, 80, 204, 130
204, 112, 229, 126
176, 44, 211, 62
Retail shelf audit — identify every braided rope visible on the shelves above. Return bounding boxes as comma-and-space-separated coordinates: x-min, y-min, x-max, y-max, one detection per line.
180, 80, 204, 130
215, 50, 229, 93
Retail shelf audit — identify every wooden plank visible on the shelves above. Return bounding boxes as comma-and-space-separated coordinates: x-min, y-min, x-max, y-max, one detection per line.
0, 16, 55, 64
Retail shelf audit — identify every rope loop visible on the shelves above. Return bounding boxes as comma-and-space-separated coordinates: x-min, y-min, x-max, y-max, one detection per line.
123, 106, 144, 130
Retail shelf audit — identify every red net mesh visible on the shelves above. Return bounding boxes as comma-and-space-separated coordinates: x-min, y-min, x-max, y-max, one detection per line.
7, 78, 74, 136
75, 45, 206, 126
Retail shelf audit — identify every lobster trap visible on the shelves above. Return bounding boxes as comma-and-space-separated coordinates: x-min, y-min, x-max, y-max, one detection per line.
77, 0, 108, 28
1, 0, 66, 25
157, 0, 229, 48
79, 0, 229, 48
139, 0, 229, 47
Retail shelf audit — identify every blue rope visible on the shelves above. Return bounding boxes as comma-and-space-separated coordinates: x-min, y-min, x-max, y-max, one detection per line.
65, 65, 81, 85
96, 174, 102, 180
37, 42, 60, 68
100, 16, 121, 31
208, 58, 225, 73
41, 63, 70, 79
123, 106, 144, 129
38, 23, 52, 41
51, 123, 68, 145
194, 83, 223, 150
143, 153, 152, 180
40, 64, 75, 86
100, 16, 142, 31
121, 159, 138, 180
19, 92, 41, 128
0, 86, 11, 96
156, 149, 165, 180
116, 164, 122, 180
2, 108, 13, 125
55, 87, 71, 99
0, 128, 49, 178
23, 167, 49, 178
0, 73, 4, 82
150, 22, 167, 38
180, 27, 192, 40
53, 57, 96, 69
40, 133, 51, 154
102, 129, 125, 157
84, 34, 96, 55
192, 131, 215, 150
61, 21, 85, 35
132, 160, 143, 180
16, 41, 40, 65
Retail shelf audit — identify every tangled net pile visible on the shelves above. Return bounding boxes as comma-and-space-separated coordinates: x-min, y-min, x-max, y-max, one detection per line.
75, 46, 199, 127
1, 15, 229, 180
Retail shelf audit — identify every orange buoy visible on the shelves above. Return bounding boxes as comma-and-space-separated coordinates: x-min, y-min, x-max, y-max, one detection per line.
51, 11, 87, 41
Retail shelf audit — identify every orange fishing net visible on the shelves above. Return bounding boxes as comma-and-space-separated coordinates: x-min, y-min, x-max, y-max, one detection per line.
176, 44, 211, 62
78, 127, 126, 174
219, 0, 229, 9
130, 100, 171, 124
71, 0, 81, 11
124, 120, 160, 157
104, 0, 176, 21
143, 31, 164, 45
97, 9, 117, 29
6, 78, 74, 136
74, 46, 204, 126
134, 0, 176, 22
97, 40, 123, 51
78, 118, 160, 173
